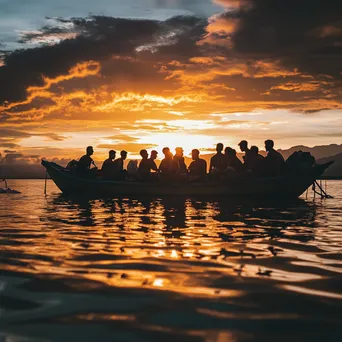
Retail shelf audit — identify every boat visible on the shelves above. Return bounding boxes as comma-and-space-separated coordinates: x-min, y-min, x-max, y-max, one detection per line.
41, 159, 334, 199
0, 179, 21, 194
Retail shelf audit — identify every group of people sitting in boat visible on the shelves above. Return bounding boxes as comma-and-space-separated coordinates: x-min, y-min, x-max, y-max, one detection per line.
71, 139, 287, 181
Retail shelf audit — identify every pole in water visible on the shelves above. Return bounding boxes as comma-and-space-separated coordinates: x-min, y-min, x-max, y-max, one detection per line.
1, 178, 8, 188
313, 180, 333, 199
44, 170, 48, 195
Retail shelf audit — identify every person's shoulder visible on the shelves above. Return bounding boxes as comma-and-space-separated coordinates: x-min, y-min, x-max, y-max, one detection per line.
79, 155, 88, 161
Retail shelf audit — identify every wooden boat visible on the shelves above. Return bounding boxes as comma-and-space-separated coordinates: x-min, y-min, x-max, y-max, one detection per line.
41, 159, 334, 199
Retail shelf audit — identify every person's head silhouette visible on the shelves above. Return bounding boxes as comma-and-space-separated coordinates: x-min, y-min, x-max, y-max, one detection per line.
150, 150, 158, 160
265, 140, 274, 152
121, 150, 128, 160
86, 146, 94, 156
216, 143, 223, 153
140, 149, 148, 159
109, 150, 116, 160
238, 140, 248, 152
250, 146, 259, 155
191, 149, 200, 160
175, 147, 183, 157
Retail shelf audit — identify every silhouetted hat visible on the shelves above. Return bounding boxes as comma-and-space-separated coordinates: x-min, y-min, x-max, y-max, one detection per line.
151, 150, 158, 154
238, 140, 248, 146
109, 150, 116, 154
175, 147, 183, 152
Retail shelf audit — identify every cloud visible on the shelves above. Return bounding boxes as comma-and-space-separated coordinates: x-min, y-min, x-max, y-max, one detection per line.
0, 15, 206, 104
0, 128, 67, 149
0, 7, 341, 154
0, 142, 20, 149
97, 142, 158, 153
206, 0, 342, 79
103, 134, 139, 143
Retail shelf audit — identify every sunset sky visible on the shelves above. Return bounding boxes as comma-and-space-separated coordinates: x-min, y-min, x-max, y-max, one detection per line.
1, 0, 342, 163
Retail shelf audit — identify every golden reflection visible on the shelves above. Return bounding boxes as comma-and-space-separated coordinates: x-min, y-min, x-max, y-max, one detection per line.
70, 313, 135, 322
282, 285, 342, 299
3, 186, 341, 303
152, 278, 165, 287
171, 250, 179, 258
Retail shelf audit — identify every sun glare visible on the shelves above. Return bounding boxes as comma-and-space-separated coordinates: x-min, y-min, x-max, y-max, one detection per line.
139, 132, 218, 156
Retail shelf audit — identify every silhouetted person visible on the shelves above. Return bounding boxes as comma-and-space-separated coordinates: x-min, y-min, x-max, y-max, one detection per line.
225, 147, 243, 173
238, 140, 252, 168
113, 150, 128, 180
264, 140, 285, 176
78, 146, 97, 177
149, 150, 159, 172
127, 160, 138, 177
209, 143, 226, 173
102, 150, 116, 180
173, 147, 187, 174
189, 149, 207, 181
249, 146, 265, 176
138, 149, 151, 181
159, 147, 175, 177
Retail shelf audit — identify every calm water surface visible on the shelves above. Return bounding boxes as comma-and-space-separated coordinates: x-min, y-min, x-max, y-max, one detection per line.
1, 180, 342, 342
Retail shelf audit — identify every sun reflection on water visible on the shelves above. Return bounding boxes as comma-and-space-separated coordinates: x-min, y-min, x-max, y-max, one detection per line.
1, 180, 342, 342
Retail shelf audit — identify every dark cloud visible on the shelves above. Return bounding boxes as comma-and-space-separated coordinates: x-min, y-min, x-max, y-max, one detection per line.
0, 142, 20, 149
210, 0, 342, 79
0, 129, 66, 148
0, 15, 206, 104
0, 128, 31, 138
1, 5, 342, 128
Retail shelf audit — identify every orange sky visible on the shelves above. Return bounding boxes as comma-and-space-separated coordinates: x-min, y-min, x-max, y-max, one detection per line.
1, 0, 342, 162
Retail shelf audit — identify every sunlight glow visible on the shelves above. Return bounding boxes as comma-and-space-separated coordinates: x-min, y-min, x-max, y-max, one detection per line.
139, 132, 218, 156
153, 278, 164, 287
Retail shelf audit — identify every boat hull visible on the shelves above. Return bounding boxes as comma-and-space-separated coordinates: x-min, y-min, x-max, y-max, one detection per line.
41, 160, 332, 199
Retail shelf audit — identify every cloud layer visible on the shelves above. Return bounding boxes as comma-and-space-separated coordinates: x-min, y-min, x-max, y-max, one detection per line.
0, 1, 341, 160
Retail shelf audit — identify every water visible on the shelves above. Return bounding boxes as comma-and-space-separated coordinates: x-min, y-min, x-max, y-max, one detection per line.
1, 180, 342, 342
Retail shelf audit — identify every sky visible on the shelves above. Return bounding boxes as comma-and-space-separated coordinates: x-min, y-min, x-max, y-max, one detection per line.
0, 0, 342, 163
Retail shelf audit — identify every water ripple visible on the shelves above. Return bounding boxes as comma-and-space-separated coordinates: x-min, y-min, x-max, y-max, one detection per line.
0, 180, 342, 342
